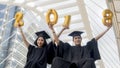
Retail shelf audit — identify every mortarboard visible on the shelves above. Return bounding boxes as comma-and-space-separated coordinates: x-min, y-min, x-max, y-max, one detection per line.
35, 31, 50, 39
68, 31, 83, 37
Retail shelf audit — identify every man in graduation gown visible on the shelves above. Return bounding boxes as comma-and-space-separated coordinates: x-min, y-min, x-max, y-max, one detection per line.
49, 24, 112, 68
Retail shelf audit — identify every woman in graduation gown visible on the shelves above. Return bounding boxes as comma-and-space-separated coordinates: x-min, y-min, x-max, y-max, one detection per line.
49, 24, 112, 68
18, 26, 56, 68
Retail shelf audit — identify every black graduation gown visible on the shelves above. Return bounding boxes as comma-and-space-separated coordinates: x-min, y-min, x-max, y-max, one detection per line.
24, 43, 56, 68
47, 42, 56, 64
52, 38, 101, 68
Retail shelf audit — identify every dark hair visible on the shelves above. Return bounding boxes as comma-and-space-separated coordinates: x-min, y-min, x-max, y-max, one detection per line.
34, 35, 47, 47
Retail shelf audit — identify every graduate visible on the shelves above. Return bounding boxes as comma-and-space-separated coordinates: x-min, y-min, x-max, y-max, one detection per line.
18, 26, 55, 68
49, 24, 112, 68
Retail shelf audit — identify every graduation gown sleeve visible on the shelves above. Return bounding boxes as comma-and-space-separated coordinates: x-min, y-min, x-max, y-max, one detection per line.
56, 41, 65, 57
86, 38, 101, 60
26, 45, 34, 62
47, 41, 57, 64
55, 41, 72, 62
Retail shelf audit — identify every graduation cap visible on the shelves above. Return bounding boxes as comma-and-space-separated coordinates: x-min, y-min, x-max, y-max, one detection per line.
35, 31, 50, 39
68, 31, 83, 37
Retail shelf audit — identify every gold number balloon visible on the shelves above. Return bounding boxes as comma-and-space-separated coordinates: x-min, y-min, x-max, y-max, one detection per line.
102, 9, 113, 18
62, 15, 71, 28
46, 9, 71, 28
14, 12, 24, 27
46, 9, 58, 25
102, 9, 113, 27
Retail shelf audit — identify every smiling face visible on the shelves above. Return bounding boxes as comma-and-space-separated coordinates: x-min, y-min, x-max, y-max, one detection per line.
73, 36, 82, 46
37, 37, 45, 47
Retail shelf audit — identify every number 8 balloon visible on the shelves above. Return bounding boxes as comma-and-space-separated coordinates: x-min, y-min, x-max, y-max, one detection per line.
102, 9, 113, 27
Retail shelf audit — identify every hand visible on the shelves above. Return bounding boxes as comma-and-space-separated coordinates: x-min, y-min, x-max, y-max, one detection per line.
16, 23, 21, 28
48, 24, 54, 30
107, 23, 112, 30
63, 26, 69, 30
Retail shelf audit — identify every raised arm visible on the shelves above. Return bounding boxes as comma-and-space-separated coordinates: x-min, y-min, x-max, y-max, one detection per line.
18, 27, 29, 47
49, 24, 59, 46
95, 25, 112, 41
58, 27, 69, 37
